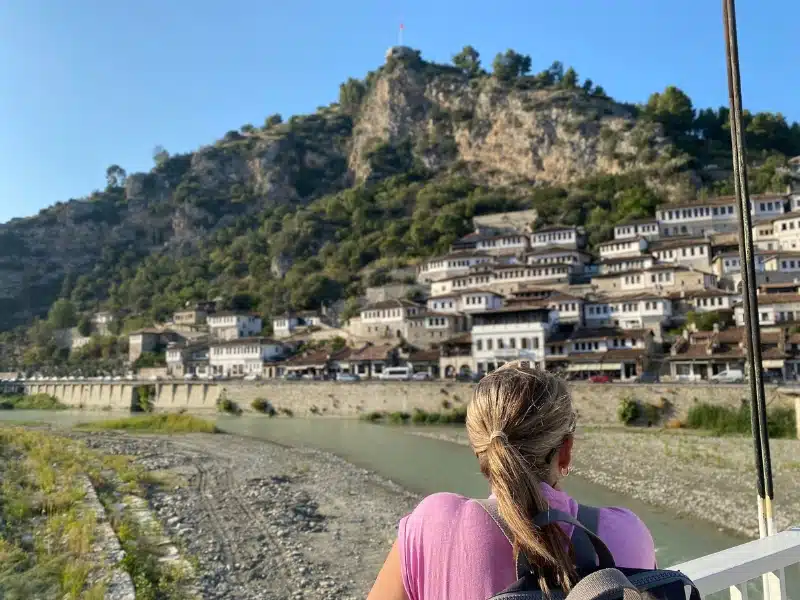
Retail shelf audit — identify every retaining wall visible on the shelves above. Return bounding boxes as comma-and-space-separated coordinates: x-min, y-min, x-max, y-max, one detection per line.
223, 381, 798, 426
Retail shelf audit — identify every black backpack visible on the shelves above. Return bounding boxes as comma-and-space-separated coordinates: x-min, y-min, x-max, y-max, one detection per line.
476, 499, 701, 600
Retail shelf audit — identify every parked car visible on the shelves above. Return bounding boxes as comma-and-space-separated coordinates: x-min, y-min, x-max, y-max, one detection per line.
283, 373, 301, 381
710, 369, 744, 383
411, 372, 433, 381
183, 373, 197, 381
243, 373, 261, 381
378, 367, 412, 381
589, 374, 611, 384
336, 373, 361, 382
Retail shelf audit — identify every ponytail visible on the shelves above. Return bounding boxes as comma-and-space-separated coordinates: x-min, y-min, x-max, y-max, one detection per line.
467, 363, 578, 593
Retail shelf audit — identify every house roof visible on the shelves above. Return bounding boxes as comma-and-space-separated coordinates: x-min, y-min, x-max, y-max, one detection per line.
408, 349, 440, 363
526, 246, 589, 256
664, 194, 786, 211
597, 236, 647, 248
648, 237, 710, 251
349, 343, 398, 362
441, 332, 472, 345
283, 350, 331, 367
532, 225, 579, 234
590, 263, 690, 279
598, 255, 654, 265
586, 291, 669, 304
751, 293, 800, 306
615, 218, 659, 227
360, 299, 423, 312
208, 311, 260, 319
556, 349, 648, 363
547, 327, 652, 343
425, 249, 494, 260
210, 337, 280, 347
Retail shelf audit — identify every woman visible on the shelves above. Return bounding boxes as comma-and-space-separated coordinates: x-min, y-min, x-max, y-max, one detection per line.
367, 362, 656, 600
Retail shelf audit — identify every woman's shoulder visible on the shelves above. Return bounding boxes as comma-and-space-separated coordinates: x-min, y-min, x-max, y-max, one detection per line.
405, 492, 480, 520
596, 506, 656, 569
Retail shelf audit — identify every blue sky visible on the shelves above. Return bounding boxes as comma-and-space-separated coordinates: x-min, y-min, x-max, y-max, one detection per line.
1, 0, 798, 224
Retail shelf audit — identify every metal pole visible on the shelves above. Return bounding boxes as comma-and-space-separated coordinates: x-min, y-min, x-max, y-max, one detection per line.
722, 0, 776, 538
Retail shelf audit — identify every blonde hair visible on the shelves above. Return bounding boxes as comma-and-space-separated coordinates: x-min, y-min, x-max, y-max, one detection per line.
466, 361, 578, 592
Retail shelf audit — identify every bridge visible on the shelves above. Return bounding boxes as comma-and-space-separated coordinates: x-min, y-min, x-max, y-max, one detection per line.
20, 379, 222, 412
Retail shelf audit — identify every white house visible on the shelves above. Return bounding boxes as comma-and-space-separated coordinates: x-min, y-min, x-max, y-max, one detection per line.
683, 289, 739, 313
417, 251, 495, 283
475, 233, 530, 255
597, 238, 649, 260
209, 338, 284, 377
613, 219, 660, 241
166, 343, 210, 377
544, 327, 655, 381
734, 293, 800, 327
356, 299, 424, 339
649, 237, 712, 270
593, 264, 717, 295
657, 194, 787, 237
471, 306, 557, 372
583, 293, 672, 340
530, 226, 585, 250
427, 290, 504, 314
526, 247, 591, 269
772, 213, 800, 251
207, 312, 263, 341
430, 268, 494, 296
598, 255, 655, 275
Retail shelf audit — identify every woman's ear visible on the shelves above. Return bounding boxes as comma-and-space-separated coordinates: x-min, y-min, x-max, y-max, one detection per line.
558, 435, 574, 469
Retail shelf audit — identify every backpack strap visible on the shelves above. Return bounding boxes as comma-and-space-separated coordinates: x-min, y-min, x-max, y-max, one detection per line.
474, 499, 615, 577
566, 568, 642, 600
572, 504, 601, 570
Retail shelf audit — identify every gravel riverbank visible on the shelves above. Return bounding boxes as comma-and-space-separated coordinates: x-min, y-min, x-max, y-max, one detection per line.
67, 431, 419, 600
410, 426, 800, 538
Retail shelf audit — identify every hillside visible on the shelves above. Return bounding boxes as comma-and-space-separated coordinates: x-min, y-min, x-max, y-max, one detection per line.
1, 45, 799, 344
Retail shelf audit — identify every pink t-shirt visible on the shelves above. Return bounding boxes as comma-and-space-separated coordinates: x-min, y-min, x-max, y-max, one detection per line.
398, 484, 656, 600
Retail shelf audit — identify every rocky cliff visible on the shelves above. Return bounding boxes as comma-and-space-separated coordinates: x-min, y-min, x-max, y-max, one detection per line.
0, 49, 694, 331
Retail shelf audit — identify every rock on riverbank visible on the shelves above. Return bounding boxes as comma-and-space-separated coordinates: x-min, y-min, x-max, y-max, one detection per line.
70, 431, 418, 600
410, 426, 800, 538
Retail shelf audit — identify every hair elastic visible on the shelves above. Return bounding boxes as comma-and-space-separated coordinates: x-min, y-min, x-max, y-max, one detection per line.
489, 431, 509, 443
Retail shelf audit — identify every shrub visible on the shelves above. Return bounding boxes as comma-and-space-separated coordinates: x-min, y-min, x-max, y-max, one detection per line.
280, 408, 294, 417
641, 403, 662, 427
218, 397, 241, 415
361, 411, 385, 422
686, 401, 797, 438
411, 409, 429, 424
425, 412, 441, 424
441, 399, 452, 410
665, 418, 684, 429
617, 397, 640, 425
251, 398, 276, 416
0, 394, 66, 410
388, 411, 410, 424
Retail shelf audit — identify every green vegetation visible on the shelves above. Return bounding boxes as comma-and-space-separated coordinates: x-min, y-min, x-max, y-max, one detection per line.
1, 44, 800, 368
251, 397, 276, 416
364, 406, 468, 425
686, 401, 796, 438
78, 414, 218, 434
217, 396, 242, 415
0, 427, 194, 598
0, 393, 66, 410
617, 397, 640, 425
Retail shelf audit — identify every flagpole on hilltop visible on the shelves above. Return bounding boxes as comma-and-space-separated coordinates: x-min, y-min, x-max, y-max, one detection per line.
721, 0, 775, 540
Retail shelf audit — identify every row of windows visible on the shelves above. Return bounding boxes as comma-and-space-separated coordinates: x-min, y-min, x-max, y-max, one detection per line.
695, 297, 727, 307
606, 260, 649, 272
427, 317, 449, 327
478, 236, 526, 247
363, 308, 418, 319
657, 246, 707, 258
430, 301, 455, 310
464, 296, 487, 305
660, 205, 735, 220
780, 220, 800, 232
475, 337, 541, 351
453, 275, 492, 288
780, 260, 800, 270
534, 231, 575, 243
615, 223, 658, 236
530, 255, 580, 264
758, 201, 782, 212
602, 241, 638, 253
211, 346, 265, 356
587, 301, 665, 315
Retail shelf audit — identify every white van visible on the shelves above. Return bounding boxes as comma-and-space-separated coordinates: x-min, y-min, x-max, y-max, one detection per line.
379, 367, 412, 381
710, 368, 744, 383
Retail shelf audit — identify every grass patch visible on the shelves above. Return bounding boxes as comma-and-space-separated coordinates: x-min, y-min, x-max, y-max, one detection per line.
251, 398, 276, 416
364, 406, 468, 426
217, 396, 242, 415
79, 414, 218, 434
0, 393, 67, 410
686, 401, 797, 438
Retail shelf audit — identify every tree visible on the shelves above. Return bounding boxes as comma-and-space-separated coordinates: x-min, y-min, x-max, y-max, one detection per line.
153, 145, 170, 167
105, 164, 127, 188
452, 45, 482, 77
339, 78, 367, 114
561, 67, 578, 89
491, 50, 532, 81
240, 123, 255, 134
77, 316, 92, 337
264, 114, 283, 129
48, 299, 77, 330
644, 86, 695, 136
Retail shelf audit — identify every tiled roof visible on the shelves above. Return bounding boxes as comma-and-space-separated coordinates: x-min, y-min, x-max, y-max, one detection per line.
408, 349, 440, 362
615, 218, 659, 227
752, 293, 800, 306
597, 236, 647, 248
527, 246, 589, 256
598, 255, 653, 265
533, 225, 578, 234
360, 299, 423, 311
441, 332, 472, 345
648, 237, 710, 251
210, 337, 280, 347
349, 343, 398, 361
283, 350, 331, 366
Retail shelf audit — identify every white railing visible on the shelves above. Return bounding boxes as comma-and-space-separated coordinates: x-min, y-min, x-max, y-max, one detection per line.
670, 528, 800, 600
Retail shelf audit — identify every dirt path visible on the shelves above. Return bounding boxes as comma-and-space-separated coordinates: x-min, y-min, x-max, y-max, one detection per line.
72, 432, 418, 600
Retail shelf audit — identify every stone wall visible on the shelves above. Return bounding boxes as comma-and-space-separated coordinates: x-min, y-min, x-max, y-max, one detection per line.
223, 380, 798, 425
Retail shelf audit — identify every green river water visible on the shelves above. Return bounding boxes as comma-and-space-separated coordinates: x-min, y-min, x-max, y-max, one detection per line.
0, 410, 750, 569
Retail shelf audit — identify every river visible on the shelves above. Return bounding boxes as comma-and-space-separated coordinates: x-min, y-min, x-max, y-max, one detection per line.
0, 409, 749, 568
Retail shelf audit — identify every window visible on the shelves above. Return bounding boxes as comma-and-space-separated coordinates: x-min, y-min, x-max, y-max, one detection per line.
510, 338, 516, 349
476, 340, 483, 351
497, 339, 504, 349
487, 339, 493, 351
